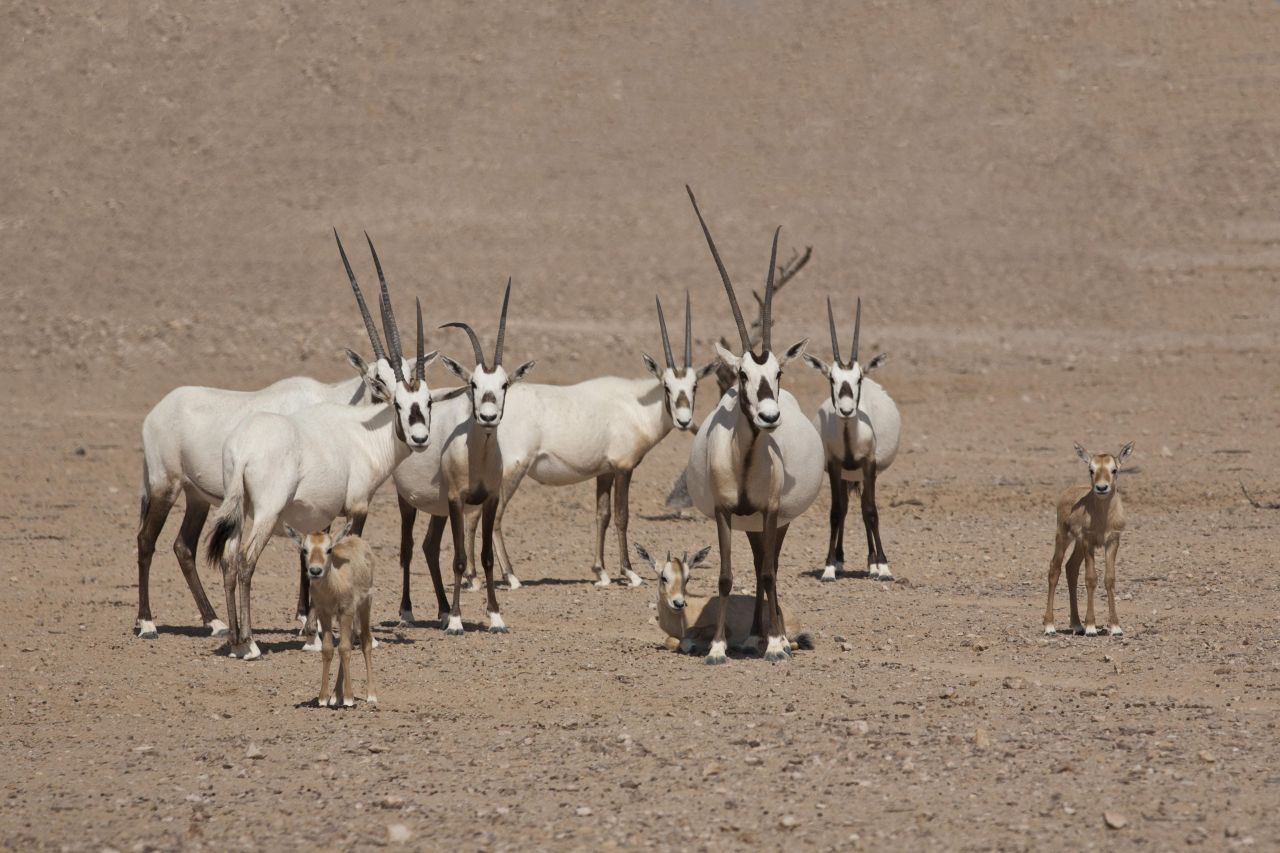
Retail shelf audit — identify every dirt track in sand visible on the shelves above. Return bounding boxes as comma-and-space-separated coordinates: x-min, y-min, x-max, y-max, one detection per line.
3, 2, 1280, 850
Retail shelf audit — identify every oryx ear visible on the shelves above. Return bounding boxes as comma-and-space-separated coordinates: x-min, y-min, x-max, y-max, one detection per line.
865, 352, 888, 372
713, 341, 741, 371
420, 350, 439, 369
1074, 442, 1091, 464
1117, 442, 1134, 466
688, 545, 712, 569
633, 543, 658, 573
780, 338, 809, 366
430, 385, 468, 403
440, 356, 471, 382
696, 360, 718, 381
284, 525, 304, 549
345, 348, 370, 377
331, 519, 354, 546
509, 360, 536, 384
801, 352, 829, 377
365, 374, 392, 404
641, 353, 662, 379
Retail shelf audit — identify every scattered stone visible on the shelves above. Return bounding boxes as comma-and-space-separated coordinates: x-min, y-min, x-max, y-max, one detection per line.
974, 728, 992, 750
745, 755, 763, 766
245, 743, 265, 760
1002, 676, 1025, 690
1199, 751, 1215, 763
839, 642, 854, 652
779, 815, 800, 829
1225, 826, 1240, 838
1104, 811, 1127, 830
1160, 446, 1173, 458
940, 686, 957, 699
132, 745, 154, 755
386, 823, 412, 844
833, 635, 848, 644
369, 744, 388, 753
619, 779, 640, 789
575, 806, 593, 817
849, 720, 869, 735
379, 795, 405, 809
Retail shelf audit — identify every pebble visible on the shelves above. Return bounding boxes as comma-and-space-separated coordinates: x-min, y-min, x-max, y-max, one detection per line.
1199, 751, 1215, 763
779, 815, 800, 829
386, 823, 412, 843
1002, 676, 1025, 689
1104, 811, 1127, 830
245, 744, 265, 760
575, 806, 593, 817
974, 728, 992, 750
380, 796, 405, 809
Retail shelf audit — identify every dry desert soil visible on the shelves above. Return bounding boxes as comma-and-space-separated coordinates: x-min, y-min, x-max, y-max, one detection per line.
3, 3, 1280, 851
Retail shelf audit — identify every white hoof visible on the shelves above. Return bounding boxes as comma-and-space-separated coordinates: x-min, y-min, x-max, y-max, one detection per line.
326, 695, 338, 707
764, 636, 792, 663
1043, 625, 1057, 636
1109, 625, 1124, 637
370, 636, 381, 649
207, 619, 229, 638
820, 565, 837, 582
136, 620, 158, 640
624, 570, 644, 588
343, 697, 355, 708
593, 572, 612, 588
463, 577, 482, 593
398, 608, 415, 626
243, 640, 262, 661
445, 615, 464, 636
366, 694, 378, 704
1084, 625, 1098, 637
296, 614, 309, 636
704, 640, 728, 665
487, 612, 509, 633
875, 562, 894, 580
505, 574, 522, 590
301, 631, 322, 652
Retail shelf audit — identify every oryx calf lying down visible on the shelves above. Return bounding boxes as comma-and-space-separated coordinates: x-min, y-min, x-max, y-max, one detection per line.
285, 522, 376, 707
803, 297, 901, 581
635, 544, 814, 655
1043, 442, 1133, 637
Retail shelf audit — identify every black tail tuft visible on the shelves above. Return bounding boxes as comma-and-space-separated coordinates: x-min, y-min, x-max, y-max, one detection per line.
205, 514, 240, 567
794, 631, 816, 651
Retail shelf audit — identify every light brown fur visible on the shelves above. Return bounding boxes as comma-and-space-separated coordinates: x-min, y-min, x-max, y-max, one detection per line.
1043, 443, 1132, 637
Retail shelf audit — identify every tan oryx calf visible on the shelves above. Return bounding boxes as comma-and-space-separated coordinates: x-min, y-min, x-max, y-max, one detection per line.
285, 521, 376, 707
634, 544, 814, 655
1043, 442, 1133, 637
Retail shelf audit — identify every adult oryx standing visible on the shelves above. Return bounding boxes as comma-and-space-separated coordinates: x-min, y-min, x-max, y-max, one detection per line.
803, 297, 901, 581
683, 186, 824, 664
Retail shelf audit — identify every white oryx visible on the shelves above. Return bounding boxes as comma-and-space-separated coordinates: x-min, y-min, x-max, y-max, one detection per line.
134, 230, 410, 640
802, 297, 901, 582
392, 293, 715, 623
429, 280, 536, 634
205, 237, 439, 660
683, 186, 824, 664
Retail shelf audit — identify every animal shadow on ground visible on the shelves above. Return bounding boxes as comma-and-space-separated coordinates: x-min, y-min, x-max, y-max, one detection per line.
799, 566, 882, 581
154, 624, 216, 638
510, 577, 594, 588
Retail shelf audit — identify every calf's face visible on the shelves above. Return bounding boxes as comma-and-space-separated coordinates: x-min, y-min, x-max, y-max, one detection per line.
284, 520, 355, 580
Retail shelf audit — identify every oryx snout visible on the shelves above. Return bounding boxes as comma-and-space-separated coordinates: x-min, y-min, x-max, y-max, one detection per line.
669, 596, 686, 610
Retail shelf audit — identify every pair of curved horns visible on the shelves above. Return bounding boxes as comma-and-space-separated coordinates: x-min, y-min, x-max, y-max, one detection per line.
654, 291, 694, 370
334, 229, 424, 384
685, 185, 780, 356
826, 296, 862, 366
442, 277, 513, 370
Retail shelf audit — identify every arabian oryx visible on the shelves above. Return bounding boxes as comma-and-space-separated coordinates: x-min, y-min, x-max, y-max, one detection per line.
134, 230, 411, 640
205, 239, 439, 660
802, 297, 901, 582
389, 279, 535, 630
1043, 442, 1133, 637
683, 186, 824, 664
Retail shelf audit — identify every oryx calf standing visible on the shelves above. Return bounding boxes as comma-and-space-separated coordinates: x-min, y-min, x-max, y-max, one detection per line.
683, 186, 824, 664
1043, 442, 1133, 637
803, 298, 901, 581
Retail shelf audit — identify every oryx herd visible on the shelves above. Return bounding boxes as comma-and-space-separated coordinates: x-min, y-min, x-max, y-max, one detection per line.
136, 186, 1130, 691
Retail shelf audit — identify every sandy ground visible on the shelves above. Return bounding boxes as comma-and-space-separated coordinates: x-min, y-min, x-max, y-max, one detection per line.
3, 2, 1280, 850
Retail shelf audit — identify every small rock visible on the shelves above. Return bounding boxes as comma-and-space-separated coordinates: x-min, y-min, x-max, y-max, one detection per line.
74, 447, 87, 457
833, 635, 848, 644
1198, 751, 1215, 763
619, 779, 640, 789
940, 686, 957, 699
386, 823, 412, 844
1002, 676, 1025, 690
369, 744, 388, 753
849, 720, 869, 735
974, 728, 992, 750
379, 796, 405, 809
745, 755, 763, 766
1225, 826, 1240, 838
1160, 445, 1173, 457
245, 744, 265, 760
575, 806, 593, 817
132, 745, 154, 754
839, 642, 854, 652
779, 815, 800, 829
1104, 811, 1127, 830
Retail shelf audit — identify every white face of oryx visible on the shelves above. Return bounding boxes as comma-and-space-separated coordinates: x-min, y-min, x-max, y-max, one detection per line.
346, 350, 437, 449
641, 358, 717, 431
714, 341, 808, 431
1076, 441, 1133, 496
802, 352, 888, 419
441, 358, 535, 430
635, 544, 711, 611
285, 520, 354, 581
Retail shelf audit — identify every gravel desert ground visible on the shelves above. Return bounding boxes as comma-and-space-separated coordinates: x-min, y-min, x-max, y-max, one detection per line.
3, 2, 1280, 850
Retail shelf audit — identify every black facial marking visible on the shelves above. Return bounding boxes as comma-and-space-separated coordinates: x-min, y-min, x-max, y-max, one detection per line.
749, 351, 769, 366
838, 381, 854, 399
408, 403, 426, 426
481, 391, 497, 405
675, 391, 691, 410
755, 377, 774, 402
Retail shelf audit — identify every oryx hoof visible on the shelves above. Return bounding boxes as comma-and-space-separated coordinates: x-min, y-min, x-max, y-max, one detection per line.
1043, 625, 1057, 636
301, 633, 322, 652
764, 636, 792, 663
1084, 625, 1098, 637
820, 565, 837, 582
704, 641, 728, 665
487, 613, 509, 633
444, 616, 464, 636
366, 694, 378, 705
136, 620, 159, 640
593, 572, 612, 588
1109, 625, 1124, 637
624, 570, 644, 588
505, 574, 522, 591
325, 694, 339, 708
207, 619, 229, 638
398, 608, 416, 627
342, 696, 355, 708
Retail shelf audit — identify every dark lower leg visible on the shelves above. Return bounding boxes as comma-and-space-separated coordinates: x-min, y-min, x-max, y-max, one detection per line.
592, 473, 614, 580
423, 514, 449, 619
136, 492, 175, 627
746, 531, 765, 640
397, 496, 418, 620
613, 470, 635, 582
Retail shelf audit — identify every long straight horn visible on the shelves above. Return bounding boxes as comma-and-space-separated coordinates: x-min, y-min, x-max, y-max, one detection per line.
686, 185, 751, 354
379, 294, 405, 382
761, 225, 780, 353
655, 296, 675, 369
827, 296, 842, 365
684, 290, 693, 368
493, 277, 512, 367
851, 297, 862, 364
415, 297, 426, 381
441, 322, 486, 369
366, 232, 404, 365
334, 228, 387, 364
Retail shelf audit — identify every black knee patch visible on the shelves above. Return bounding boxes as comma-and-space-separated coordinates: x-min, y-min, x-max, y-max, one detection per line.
717, 577, 732, 596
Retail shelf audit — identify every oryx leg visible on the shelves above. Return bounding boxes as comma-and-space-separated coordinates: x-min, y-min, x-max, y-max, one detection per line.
396, 495, 418, 624
337, 612, 355, 707
359, 596, 376, 703
480, 498, 507, 633
348, 511, 368, 537
318, 611, 335, 707
1065, 543, 1084, 634
1083, 545, 1099, 636
463, 506, 482, 592
705, 508, 734, 665
1043, 527, 1069, 635
592, 473, 615, 586
861, 465, 891, 580
821, 462, 846, 581
745, 530, 766, 651
493, 464, 529, 589
1104, 536, 1122, 636
173, 487, 222, 634
422, 514, 450, 628
613, 469, 643, 587
444, 500, 468, 635
231, 507, 276, 661
762, 514, 790, 662
135, 483, 178, 639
